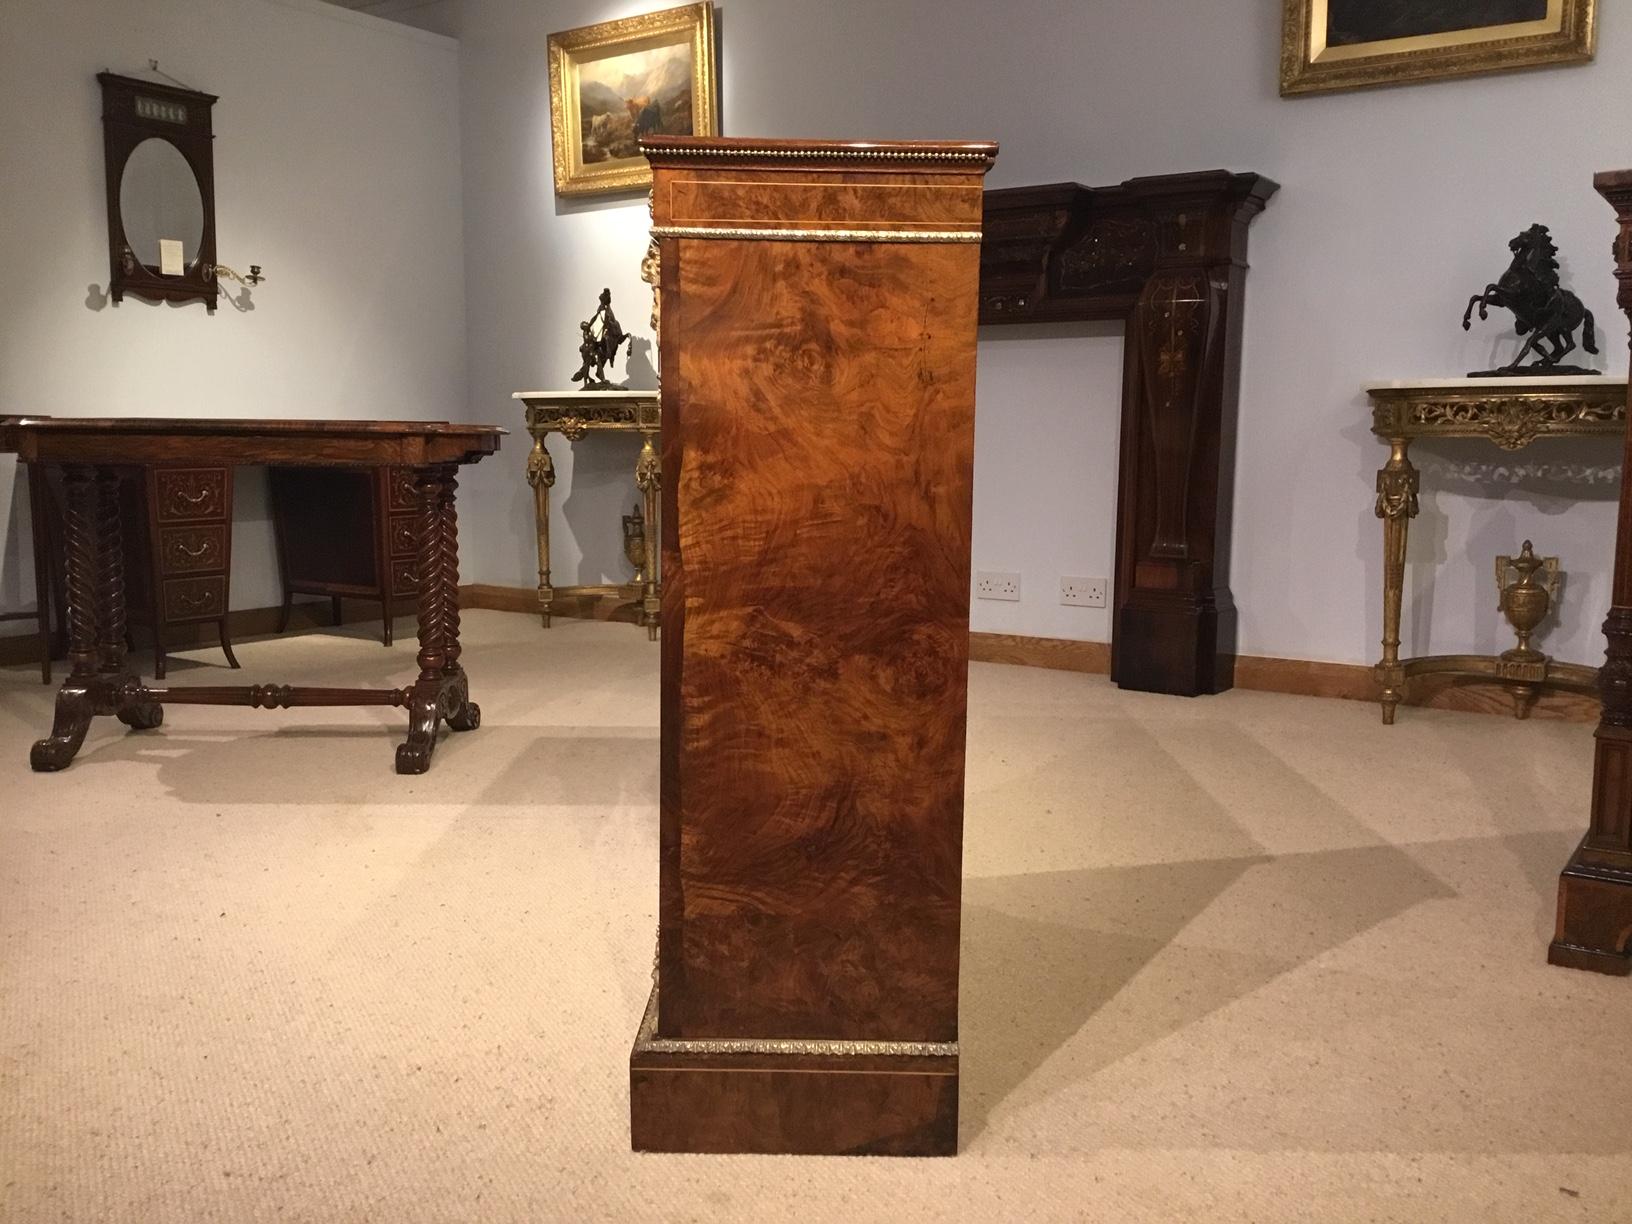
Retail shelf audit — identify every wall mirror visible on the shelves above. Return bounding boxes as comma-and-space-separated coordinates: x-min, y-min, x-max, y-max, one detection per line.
98, 72, 219, 311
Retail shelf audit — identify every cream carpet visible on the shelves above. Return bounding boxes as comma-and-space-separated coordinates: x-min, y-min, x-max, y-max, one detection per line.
1, 611, 1628, 1223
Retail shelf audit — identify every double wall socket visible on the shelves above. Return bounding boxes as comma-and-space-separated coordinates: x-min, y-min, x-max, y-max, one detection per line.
975, 571, 1021, 601
1060, 576, 1107, 607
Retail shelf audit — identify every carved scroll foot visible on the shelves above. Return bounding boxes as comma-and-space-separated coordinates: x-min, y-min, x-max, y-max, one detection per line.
395, 689, 440, 775
30, 682, 95, 772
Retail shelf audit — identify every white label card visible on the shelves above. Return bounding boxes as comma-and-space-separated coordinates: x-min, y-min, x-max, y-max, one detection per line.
159, 239, 184, 276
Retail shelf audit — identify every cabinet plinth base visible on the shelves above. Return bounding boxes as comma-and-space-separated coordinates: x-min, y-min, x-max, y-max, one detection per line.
1550, 838, 1632, 975
627, 986, 958, 1155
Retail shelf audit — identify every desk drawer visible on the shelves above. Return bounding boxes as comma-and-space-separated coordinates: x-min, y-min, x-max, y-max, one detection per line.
163, 575, 226, 623
158, 525, 227, 576
389, 513, 418, 559
388, 466, 419, 512
154, 468, 229, 523
391, 559, 420, 597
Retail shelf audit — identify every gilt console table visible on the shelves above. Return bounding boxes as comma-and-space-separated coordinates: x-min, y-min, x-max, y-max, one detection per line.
512, 390, 660, 638
1368, 377, 1626, 724
5, 417, 503, 775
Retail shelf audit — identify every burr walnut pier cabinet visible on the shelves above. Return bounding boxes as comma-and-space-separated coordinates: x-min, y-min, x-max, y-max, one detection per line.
630, 136, 995, 1155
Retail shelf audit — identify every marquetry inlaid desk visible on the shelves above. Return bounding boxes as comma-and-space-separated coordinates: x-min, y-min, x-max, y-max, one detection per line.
512, 390, 660, 638
5, 418, 503, 774
1367, 376, 1627, 724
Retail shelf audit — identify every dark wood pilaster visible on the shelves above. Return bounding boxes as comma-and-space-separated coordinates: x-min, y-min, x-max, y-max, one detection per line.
981, 172, 1277, 695
1550, 169, 1632, 974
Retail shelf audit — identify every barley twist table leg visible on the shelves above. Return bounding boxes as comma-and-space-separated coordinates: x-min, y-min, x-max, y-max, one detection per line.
441, 469, 479, 733
397, 465, 451, 774
30, 466, 101, 770
93, 470, 160, 731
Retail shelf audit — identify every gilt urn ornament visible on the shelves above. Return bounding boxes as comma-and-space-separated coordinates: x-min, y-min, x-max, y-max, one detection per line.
1496, 541, 1560, 664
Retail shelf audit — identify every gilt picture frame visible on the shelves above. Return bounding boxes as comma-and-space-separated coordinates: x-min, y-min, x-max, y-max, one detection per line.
1280, 0, 1596, 96
547, 2, 718, 198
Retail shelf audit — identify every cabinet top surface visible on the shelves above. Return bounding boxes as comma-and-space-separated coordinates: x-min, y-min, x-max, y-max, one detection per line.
642, 134, 997, 171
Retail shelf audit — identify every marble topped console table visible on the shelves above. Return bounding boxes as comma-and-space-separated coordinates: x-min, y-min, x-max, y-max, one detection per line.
512, 390, 660, 639
1367, 376, 1627, 723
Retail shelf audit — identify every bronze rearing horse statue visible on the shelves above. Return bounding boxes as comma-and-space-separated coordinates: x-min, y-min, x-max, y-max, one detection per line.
1462, 223, 1597, 374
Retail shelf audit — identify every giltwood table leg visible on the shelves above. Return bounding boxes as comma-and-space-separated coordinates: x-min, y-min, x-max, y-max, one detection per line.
636, 430, 661, 641
1374, 437, 1419, 725
527, 437, 555, 628
31, 467, 109, 769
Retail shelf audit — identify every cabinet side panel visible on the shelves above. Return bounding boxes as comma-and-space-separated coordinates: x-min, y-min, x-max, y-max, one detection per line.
667, 234, 978, 1042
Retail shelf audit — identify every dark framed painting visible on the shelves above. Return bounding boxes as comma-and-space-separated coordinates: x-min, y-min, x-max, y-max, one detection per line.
1281, 0, 1596, 95
547, 2, 718, 197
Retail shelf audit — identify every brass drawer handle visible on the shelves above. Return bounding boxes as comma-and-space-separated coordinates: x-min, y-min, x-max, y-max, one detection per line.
173, 540, 213, 559
175, 591, 216, 612
173, 486, 214, 507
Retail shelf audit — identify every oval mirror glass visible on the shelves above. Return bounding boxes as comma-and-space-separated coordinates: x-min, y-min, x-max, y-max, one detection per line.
119, 137, 204, 274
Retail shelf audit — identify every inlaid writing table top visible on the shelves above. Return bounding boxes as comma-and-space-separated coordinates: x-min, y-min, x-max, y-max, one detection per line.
6, 416, 506, 433
4, 417, 505, 467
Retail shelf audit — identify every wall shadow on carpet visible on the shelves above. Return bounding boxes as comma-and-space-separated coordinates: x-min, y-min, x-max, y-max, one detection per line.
959, 840, 1456, 1149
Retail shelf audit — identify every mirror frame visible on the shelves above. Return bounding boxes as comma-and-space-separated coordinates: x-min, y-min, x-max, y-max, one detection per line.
98, 72, 219, 312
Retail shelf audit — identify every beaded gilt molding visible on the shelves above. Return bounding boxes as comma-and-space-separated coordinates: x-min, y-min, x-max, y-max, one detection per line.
632, 983, 958, 1059
649, 224, 982, 245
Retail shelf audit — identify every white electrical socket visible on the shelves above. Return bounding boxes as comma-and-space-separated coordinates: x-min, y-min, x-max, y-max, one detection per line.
975, 571, 1021, 601
1060, 576, 1107, 607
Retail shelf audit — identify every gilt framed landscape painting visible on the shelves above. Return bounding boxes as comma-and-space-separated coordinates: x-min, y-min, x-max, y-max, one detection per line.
1281, 0, 1596, 95
547, 2, 718, 197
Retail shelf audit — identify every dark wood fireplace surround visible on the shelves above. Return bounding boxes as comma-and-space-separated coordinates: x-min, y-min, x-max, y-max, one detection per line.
979, 171, 1278, 696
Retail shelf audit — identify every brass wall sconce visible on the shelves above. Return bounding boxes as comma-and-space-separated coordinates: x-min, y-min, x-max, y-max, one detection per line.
213, 263, 264, 288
